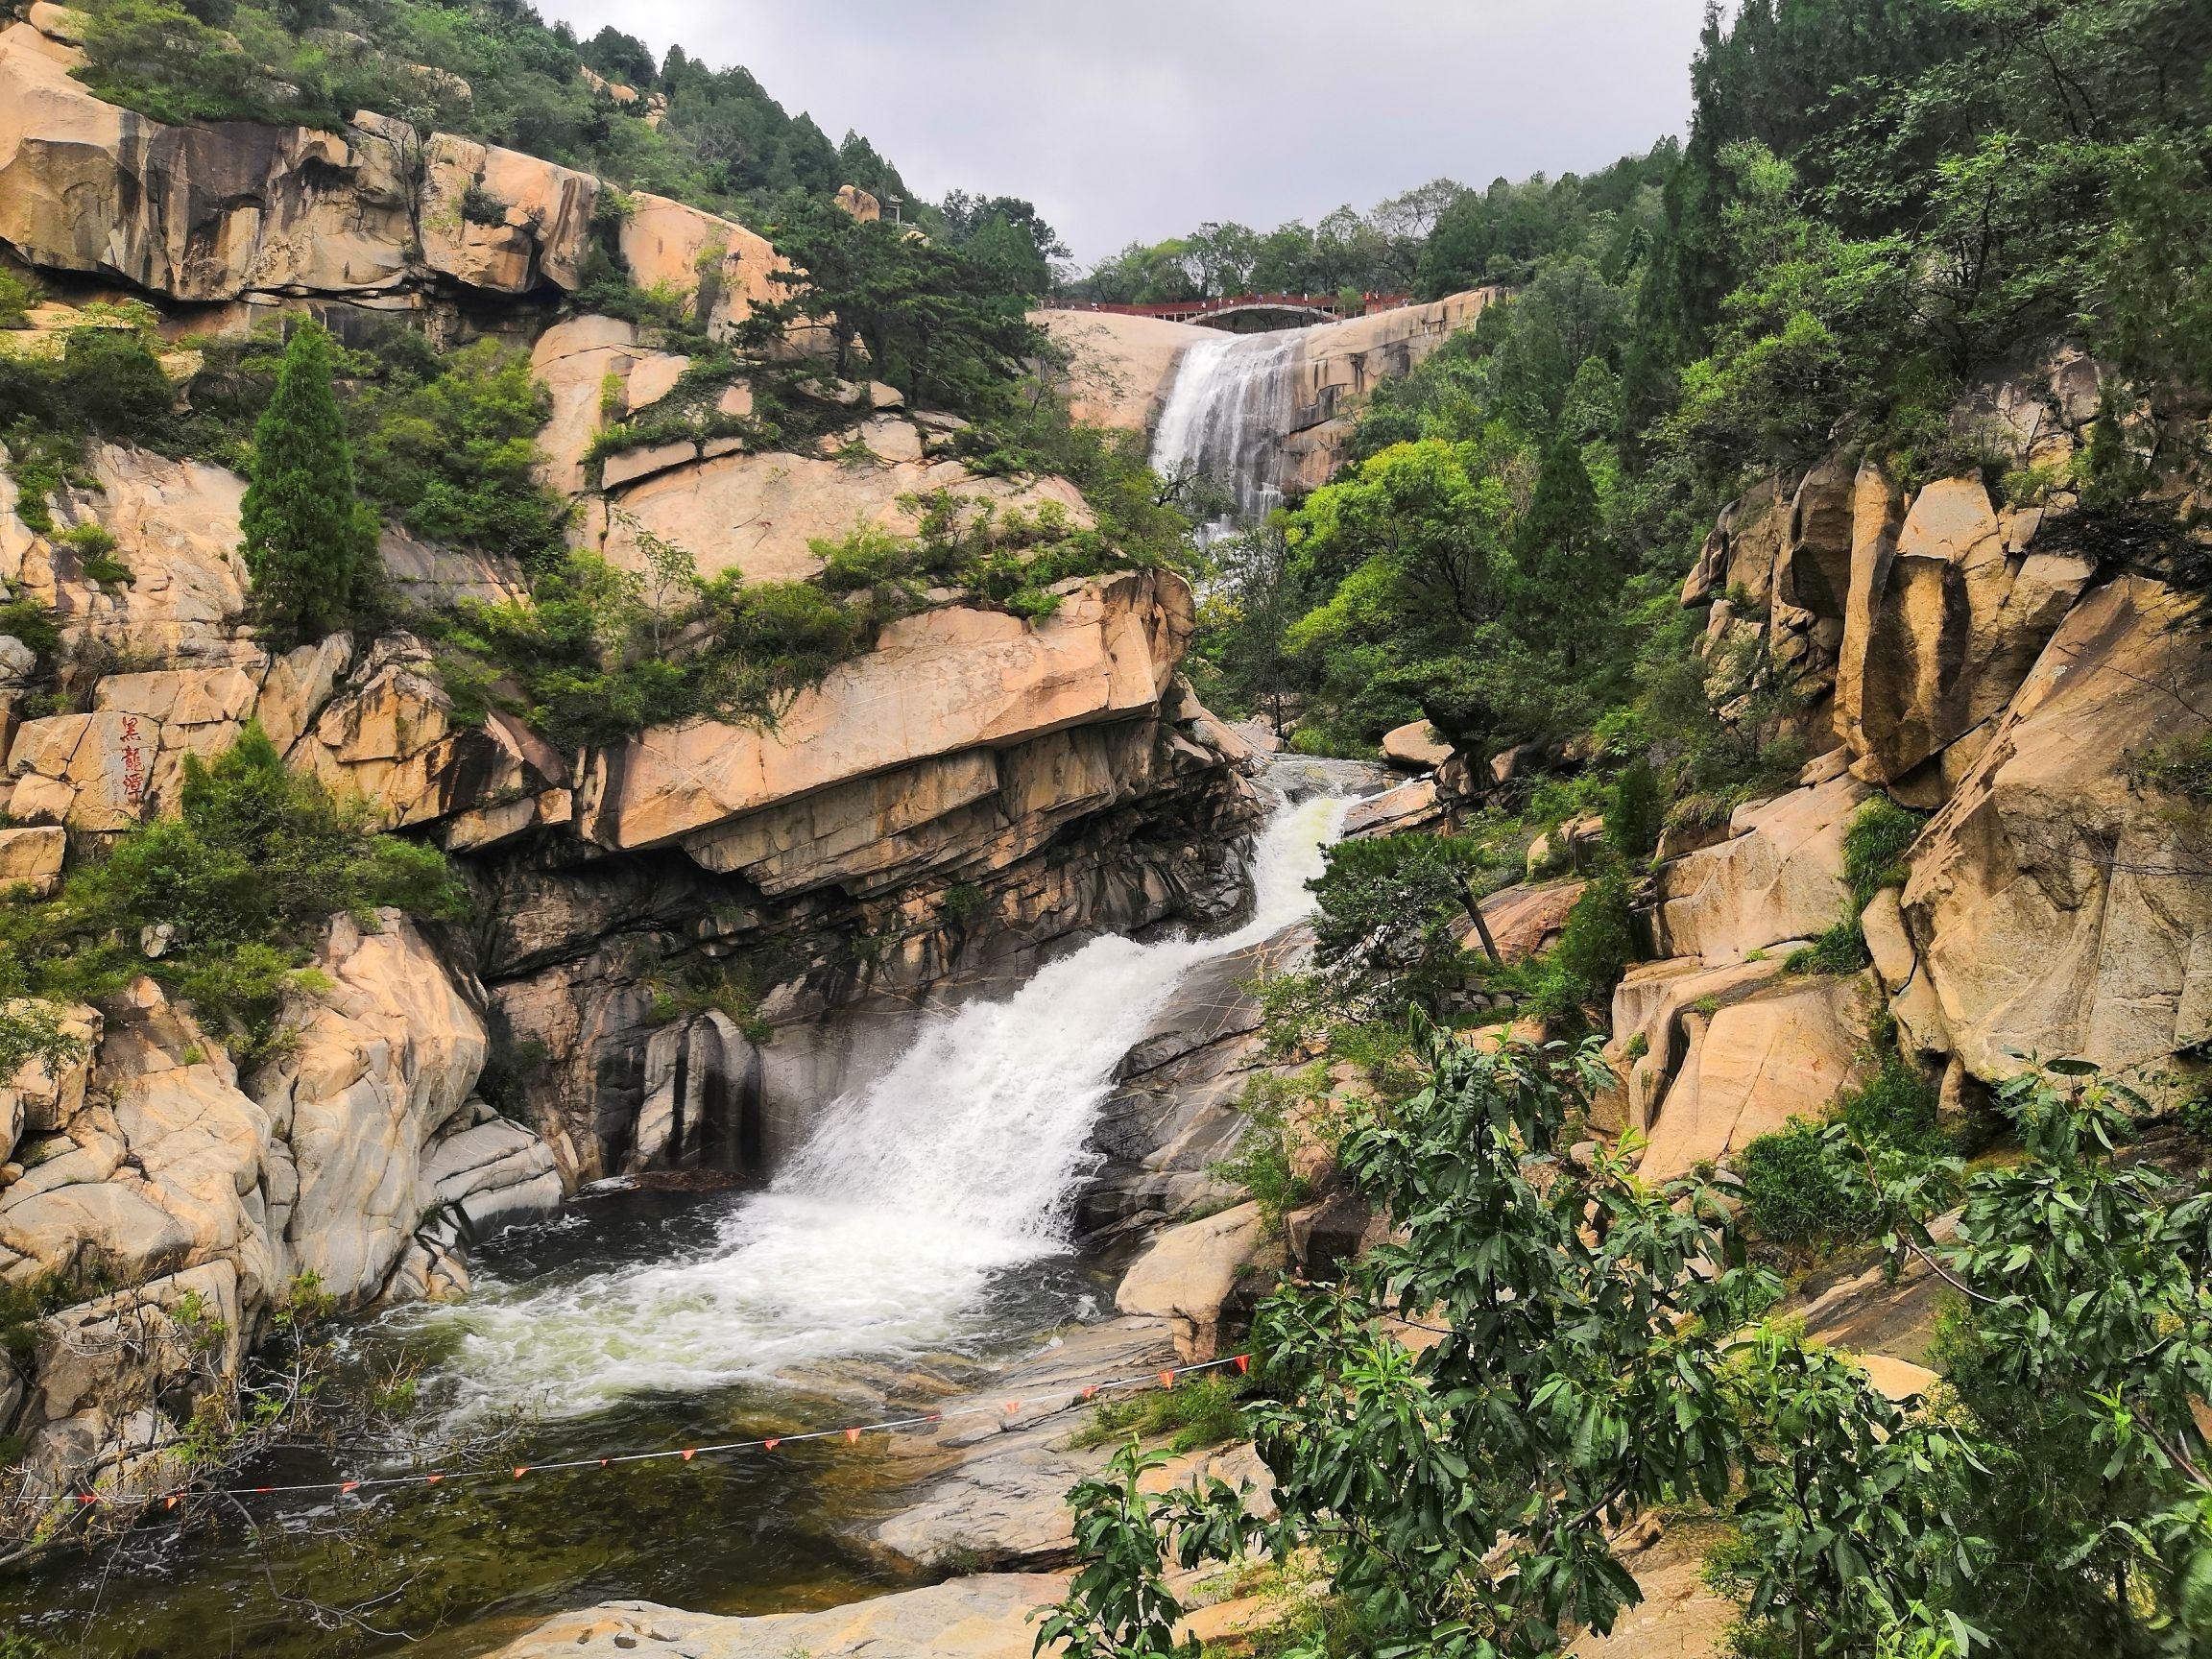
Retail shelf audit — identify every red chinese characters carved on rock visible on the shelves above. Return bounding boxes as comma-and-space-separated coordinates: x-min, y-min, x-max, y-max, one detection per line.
118, 712, 147, 803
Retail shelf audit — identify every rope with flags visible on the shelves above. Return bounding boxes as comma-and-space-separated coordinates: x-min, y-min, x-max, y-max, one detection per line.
72, 1352, 1256, 1510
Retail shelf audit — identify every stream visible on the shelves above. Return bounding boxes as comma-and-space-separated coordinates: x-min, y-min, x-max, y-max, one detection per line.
2, 784, 1358, 1657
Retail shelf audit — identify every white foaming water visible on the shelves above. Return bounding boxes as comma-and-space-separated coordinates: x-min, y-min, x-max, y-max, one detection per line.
1150, 328, 1306, 528
405, 792, 1352, 1423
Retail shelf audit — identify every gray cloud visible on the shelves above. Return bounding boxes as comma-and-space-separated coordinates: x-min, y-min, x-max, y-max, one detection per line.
536, 1, 1708, 262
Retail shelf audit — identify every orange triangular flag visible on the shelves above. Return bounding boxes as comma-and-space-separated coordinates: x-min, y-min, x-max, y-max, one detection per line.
1234, 1355, 1251, 1374
763, 1437, 781, 1451
597, 1458, 609, 1468
340, 1481, 358, 1495
165, 1494, 180, 1509
425, 1473, 444, 1485
513, 1467, 528, 1479
1159, 1370, 1176, 1390
844, 1427, 861, 1444
1081, 1385, 1098, 1400
1003, 1401, 1022, 1415
682, 1448, 696, 1461
77, 1493, 95, 1504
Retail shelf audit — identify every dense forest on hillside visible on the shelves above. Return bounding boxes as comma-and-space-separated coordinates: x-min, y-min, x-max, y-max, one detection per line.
1069, 146, 1681, 304
1196, 0, 2212, 799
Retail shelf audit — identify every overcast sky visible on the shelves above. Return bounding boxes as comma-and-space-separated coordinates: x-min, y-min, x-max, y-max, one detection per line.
536, 1, 1711, 264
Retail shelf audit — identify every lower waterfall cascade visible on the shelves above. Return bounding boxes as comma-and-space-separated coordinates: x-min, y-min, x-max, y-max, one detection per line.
402, 787, 1356, 1427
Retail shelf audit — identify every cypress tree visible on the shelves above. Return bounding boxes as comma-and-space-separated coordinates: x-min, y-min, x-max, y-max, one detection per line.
1510, 433, 1607, 656
239, 321, 377, 645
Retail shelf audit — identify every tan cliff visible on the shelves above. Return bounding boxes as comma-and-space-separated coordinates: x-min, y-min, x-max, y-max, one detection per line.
1550, 346, 2212, 1184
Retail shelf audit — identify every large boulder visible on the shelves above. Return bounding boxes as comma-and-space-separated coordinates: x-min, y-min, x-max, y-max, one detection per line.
0, 32, 703, 308
1767, 456, 1857, 690
1115, 1201, 1267, 1361
1639, 974, 1874, 1182
418, 132, 597, 293
577, 569, 1192, 852
1836, 475, 2091, 782
1603, 954, 1799, 1132
0, 33, 415, 301
2, 445, 252, 665
1652, 770, 1871, 962
1903, 576, 2212, 1085
1381, 718, 1452, 771
1035, 309, 1209, 429
584, 446, 1092, 587
615, 192, 785, 339
250, 912, 493, 1305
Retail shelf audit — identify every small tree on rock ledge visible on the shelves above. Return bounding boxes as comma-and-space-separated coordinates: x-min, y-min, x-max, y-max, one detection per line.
239, 320, 378, 646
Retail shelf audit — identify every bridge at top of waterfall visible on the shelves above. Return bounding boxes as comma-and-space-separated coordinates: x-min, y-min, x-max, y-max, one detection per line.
1044, 290, 1415, 327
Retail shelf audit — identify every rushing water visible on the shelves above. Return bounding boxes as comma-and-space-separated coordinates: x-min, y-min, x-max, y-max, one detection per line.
3, 788, 1358, 1657
1150, 328, 1309, 527
397, 790, 1352, 1431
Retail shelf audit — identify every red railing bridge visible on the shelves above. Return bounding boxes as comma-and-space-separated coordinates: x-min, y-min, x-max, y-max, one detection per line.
1043, 290, 1415, 327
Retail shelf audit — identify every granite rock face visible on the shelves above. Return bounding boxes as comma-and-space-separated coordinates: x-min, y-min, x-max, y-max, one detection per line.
0, 925, 561, 1509
0, 21, 786, 325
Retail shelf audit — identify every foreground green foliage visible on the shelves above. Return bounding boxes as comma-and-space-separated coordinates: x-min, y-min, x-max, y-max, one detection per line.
1046, 1023, 1781, 1657
1046, 1042, 2212, 1657
0, 725, 462, 1064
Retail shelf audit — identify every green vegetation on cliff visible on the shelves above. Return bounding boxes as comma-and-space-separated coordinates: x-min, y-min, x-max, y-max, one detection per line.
238, 322, 380, 645
0, 723, 462, 1066
66, 0, 913, 225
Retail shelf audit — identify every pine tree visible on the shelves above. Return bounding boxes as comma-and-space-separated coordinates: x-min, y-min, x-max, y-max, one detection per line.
1510, 433, 1607, 658
239, 321, 377, 645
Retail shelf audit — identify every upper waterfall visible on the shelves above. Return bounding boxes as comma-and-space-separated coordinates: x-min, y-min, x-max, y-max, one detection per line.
1149, 329, 1308, 526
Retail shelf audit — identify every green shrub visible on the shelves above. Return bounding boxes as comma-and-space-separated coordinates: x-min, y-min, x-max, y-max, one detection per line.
1736, 1118, 1881, 1247
1737, 1046, 1944, 1248
0, 1260, 121, 1365
1507, 866, 1637, 1024
0, 268, 38, 330
0, 723, 464, 1063
1785, 918, 1869, 976
2177, 1080, 2212, 1143
58, 522, 132, 587
1604, 758, 1662, 859
1841, 798, 1926, 909
2129, 728, 2212, 808
1212, 1073, 1321, 1233
1070, 1374, 1248, 1455
0, 598, 61, 663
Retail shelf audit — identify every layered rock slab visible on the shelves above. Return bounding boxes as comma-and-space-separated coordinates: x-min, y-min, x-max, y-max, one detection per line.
491, 1575, 1070, 1659
578, 569, 1192, 852
1903, 575, 2212, 1083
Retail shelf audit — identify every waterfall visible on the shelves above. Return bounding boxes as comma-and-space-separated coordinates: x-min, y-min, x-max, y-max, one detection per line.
1150, 329, 1307, 527
406, 790, 1355, 1423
